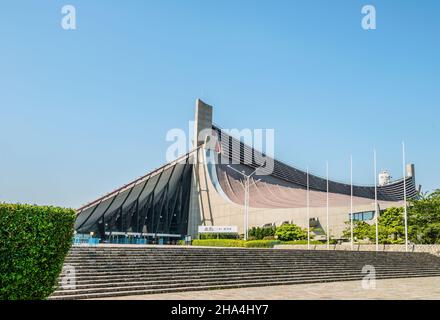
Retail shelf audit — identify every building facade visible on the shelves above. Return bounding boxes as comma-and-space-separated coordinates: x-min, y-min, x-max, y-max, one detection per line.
74, 99, 417, 242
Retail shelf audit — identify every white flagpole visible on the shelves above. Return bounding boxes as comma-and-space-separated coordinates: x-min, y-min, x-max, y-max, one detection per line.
326, 161, 330, 250
403, 142, 408, 252
307, 166, 310, 250
374, 149, 379, 252
244, 179, 248, 241
350, 155, 354, 251
246, 177, 249, 241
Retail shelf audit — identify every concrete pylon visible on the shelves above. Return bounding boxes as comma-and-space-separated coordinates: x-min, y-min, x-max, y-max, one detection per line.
193, 99, 213, 149
187, 99, 214, 238
406, 164, 415, 179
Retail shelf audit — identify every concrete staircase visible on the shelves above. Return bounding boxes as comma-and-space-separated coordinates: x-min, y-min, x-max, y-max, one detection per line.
49, 246, 440, 300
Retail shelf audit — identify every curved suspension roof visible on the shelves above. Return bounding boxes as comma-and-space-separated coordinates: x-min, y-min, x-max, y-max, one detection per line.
212, 125, 417, 202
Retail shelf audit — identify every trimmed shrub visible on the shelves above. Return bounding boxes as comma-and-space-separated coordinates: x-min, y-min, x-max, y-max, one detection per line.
248, 226, 276, 240
199, 233, 238, 240
192, 239, 245, 247
281, 240, 323, 245
0, 203, 76, 300
191, 239, 282, 248
244, 240, 281, 248
275, 224, 308, 241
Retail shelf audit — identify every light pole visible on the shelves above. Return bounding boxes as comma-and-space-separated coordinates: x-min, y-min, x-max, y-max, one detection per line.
402, 142, 408, 252
326, 162, 330, 250
306, 166, 310, 250
227, 165, 262, 240
374, 149, 379, 252
350, 155, 354, 251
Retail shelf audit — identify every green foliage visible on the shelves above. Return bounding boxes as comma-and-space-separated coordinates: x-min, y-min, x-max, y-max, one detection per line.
343, 190, 440, 244
275, 224, 307, 241
199, 233, 238, 240
192, 239, 246, 247
377, 207, 405, 244
192, 239, 281, 248
342, 220, 373, 242
248, 226, 276, 240
244, 240, 281, 248
343, 208, 406, 244
408, 189, 440, 244
281, 240, 322, 245
0, 203, 76, 300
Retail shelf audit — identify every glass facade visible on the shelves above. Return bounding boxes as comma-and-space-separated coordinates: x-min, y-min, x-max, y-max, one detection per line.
74, 158, 193, 241
349, 211, 375, 221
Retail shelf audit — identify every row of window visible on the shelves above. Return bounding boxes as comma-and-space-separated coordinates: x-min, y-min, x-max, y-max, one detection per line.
349, 211, 375, 221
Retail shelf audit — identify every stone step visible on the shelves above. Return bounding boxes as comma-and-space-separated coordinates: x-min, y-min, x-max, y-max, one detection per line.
65, 253, 437, 259
59, 261, 440, 273
65, 255, 440, 265
58, 265, 440, 278
60, 265, 440, 280
67, 250, 437, 257
60, 265, 429, 281
56, 268, 440, 288
64, 260, 435, 268
67, 249, 435, 255
62, 263, 440, 276
50, 272, 440, 300
50, 247, 440, 300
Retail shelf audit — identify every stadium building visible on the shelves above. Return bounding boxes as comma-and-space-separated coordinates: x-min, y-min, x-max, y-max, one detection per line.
74, 99, 418, 243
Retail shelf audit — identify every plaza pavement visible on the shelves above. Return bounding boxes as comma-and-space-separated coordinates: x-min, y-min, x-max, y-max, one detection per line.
93, 276, 440, 300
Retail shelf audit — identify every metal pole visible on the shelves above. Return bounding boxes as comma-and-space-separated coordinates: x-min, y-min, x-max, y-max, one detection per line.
403, 142, 408, 252
244, 179, 248, 241
307, 166, 310, 250
374, 149, 379, 252
246, 176, 250, 241
326, 162, 330, 250
350, 155, 354, 251
226, 165, 263, 241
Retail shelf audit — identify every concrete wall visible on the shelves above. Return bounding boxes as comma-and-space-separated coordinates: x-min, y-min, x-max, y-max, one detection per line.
188, 145, 401, 239
187, 99, 405, 240
274, 244, 440, 256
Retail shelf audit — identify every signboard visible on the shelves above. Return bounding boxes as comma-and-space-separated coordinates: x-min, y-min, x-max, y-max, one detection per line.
198, 226, 238, 234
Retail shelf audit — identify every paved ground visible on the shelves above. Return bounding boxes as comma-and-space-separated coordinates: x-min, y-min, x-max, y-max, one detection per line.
93, 276, 440, 300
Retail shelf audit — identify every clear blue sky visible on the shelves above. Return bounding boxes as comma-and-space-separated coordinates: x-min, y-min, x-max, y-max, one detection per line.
1, 0, 439, 208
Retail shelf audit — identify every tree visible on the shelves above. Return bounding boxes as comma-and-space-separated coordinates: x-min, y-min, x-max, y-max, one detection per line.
377, 207, 405, 244
342, 189, 440, 244
248, 226, 276, 240
408, 189, 440, 244
275, 224, 307, 241
342, 220, 372, 242
343, 207, 405, 244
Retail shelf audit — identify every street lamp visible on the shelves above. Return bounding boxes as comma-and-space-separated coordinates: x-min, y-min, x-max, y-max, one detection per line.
227, 165, 262, 240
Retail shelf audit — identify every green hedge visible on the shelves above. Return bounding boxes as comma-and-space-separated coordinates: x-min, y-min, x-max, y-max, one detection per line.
0, 203, 76, 300
281, 240, 323, 245
199, 233, 239, 240
192, 239, 245, 247
191, 239, 281, 248
244, 240, 281, 248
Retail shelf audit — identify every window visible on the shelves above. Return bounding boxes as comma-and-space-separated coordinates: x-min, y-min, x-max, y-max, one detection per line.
349, 211, 375, 221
